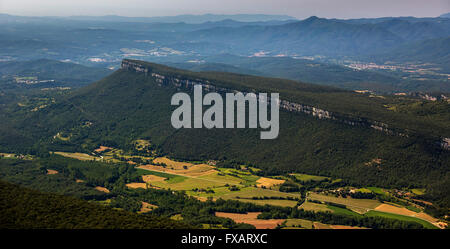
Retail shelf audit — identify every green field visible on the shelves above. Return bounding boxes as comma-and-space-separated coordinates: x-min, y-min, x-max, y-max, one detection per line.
326, 205, 363, 217
218, 168, 260, 183
198, 172, 243, 186
405, 205, 422, 213
308, 192, 381, 213
357, 188, 372, 193
367, 187, 386, 195
300, 201, 333, 212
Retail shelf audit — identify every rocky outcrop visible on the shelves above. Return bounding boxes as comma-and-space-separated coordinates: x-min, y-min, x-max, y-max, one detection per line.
442, 138, 450, 150
121, 60, 149, 75
121, 60, 440, 143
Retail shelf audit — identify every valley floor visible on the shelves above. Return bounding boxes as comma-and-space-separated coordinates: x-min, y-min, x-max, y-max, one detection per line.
2, 143, 441, 229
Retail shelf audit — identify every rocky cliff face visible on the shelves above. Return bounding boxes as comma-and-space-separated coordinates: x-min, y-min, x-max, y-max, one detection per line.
121, 59, 448, 149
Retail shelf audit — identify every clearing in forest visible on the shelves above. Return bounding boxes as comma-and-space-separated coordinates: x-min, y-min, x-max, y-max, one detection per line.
94, 146, 113, 153
299, 201, 333, 212
375, 204, 440, 227
46, 169, 58, 175
95, 186, 110, 193
139, 202, 158, 213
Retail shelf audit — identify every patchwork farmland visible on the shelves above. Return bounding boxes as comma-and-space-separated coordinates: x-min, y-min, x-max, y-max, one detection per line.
46, 144, 446, 229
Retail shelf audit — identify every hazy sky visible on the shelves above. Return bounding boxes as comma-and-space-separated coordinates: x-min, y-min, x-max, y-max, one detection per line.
0, 0, 449, 19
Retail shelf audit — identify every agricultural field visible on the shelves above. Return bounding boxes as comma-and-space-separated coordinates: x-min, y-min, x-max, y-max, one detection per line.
116, 156, 301, 207
134, 140, 152, 151
375, 204, 419, 216
366, 187, 386, 195
197, 172, 243, 185
53, 152, 100, 161
231, 198, 300, 207
98, 147, 154, 163
326, 205, 363, 217
95, 186, 110, 193
44, 148, 446, 228
135, 165, 300, 207
126, 182, 149, 189
306, 192, 440, 228
139, 202, 158, 213
94, 146, 112, 153
218, 187, 301, 207
290, 173, 329, 182
374, 204, 441, 228
313, 222, 333, 229
366, 211, 438, 229
308, 192, 381, 213
329, 225, 367, 229
256, 177, 285, 188
218, 168, 261, 184
215, 212, 284, 229
299, 201, 333, 213
283, 219, 314, 229
356, 188, 372, 193
285, 220, 366, 229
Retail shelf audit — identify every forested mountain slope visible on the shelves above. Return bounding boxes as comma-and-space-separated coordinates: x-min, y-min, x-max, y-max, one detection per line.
0, 180, 191, 229
1, 59, 448, 208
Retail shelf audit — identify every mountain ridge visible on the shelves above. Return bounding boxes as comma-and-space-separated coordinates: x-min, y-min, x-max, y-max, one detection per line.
1, 59, 448, 208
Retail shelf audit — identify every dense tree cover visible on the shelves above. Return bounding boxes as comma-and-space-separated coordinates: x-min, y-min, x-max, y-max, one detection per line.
0, 180, 192, 229
0, 158, 109, 200
119, 188, 269, 228
0, 156, 261, 228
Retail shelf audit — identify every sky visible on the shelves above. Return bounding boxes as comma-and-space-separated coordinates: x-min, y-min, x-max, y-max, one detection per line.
0, 0, 449, 19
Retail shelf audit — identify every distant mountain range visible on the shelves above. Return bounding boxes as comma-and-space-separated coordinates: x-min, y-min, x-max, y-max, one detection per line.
66, 13, 297, 23
0, 13, 296, 24
0, 13, 448, 93
184, 16, 450, 57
